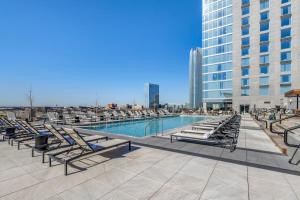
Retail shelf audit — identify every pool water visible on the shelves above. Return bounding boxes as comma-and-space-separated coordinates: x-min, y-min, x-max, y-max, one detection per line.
85, 115, 207, 137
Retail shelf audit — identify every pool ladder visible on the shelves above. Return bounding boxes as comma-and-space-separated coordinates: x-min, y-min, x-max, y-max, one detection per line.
144, 118, 164, 137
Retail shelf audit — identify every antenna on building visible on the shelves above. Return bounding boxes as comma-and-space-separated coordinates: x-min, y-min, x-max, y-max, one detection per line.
27, 88, 34, 121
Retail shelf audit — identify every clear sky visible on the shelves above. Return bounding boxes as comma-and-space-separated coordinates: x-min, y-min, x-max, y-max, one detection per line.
0, 0, 202, 107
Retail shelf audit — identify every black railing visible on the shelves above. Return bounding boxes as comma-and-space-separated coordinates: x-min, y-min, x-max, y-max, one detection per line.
283, 125, 300, 165
270, 114, 300, 135
253, 108, 279, 129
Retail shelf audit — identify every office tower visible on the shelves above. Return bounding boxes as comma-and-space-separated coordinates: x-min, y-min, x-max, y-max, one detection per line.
202, 0, 233, 111
189, 48, 203, 109
144, 83, 159, 108
202, 0, 300, 112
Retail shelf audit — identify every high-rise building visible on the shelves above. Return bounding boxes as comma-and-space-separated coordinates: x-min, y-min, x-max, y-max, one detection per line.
202, 0, 233, 111
232, 0, 300, 112
189, 48, 203, 109
202, 0, 300, 112
144, 83, 159, 108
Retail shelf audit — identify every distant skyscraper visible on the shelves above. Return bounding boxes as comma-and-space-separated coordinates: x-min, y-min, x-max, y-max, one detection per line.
189, 48, 203, 109
144, 83, 159, 108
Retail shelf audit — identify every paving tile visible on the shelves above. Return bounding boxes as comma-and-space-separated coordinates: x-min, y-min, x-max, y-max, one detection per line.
139, 166, 176, 183
4, 173, 89, 200
178, 157, 216, 180
99, 190, 137, 200
0, 174, 40, 197
150, 185, 199, 200
200, 162, 248, 200
45, 195, 64, 200
59, 179, 112, 200
285, 174, 300, 199
118, 175, 163, 200
165, 172, 207, 195
93, 168, 136, 189
249, 176, 298, 200
113, 159, 153, 174
153, 153, 192, 172
0, 166, 27, 182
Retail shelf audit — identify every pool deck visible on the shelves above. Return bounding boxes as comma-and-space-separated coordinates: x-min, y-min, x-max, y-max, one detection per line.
0, 114, 300, 200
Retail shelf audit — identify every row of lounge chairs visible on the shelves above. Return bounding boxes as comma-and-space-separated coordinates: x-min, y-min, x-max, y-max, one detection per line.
47, 109, 173, 124
171, 114, 241, 152
0, 117, 131, 175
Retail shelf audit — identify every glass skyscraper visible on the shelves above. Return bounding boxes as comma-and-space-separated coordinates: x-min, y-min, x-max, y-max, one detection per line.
202, 0, 233, 111
144, 83, 159, 109
189, 48, 202, 109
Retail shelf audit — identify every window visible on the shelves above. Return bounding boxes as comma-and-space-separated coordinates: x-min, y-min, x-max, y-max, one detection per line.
242, 47, 249, 56
242, 37, 250, 46
260, 76, 269, 85
260, 66, 268, 74
281, 5, 291, 15
281, 40, 291, 49
242, 27, 249, 35
242, 58, 249, 67
281, 51, 291, 61
260, 11, 269, 21
241, 88, 249, 96
280, 85, 291, 94
242, 6, 250, 15
242, 0, 249, 5
260, 33, 269, 42
281, 74, 291, 83
260, 55, 269, 64
260, 0, 269, 10
281, 28, 291, 38
281, 16, 291, 27
260, 86, 269, 96
281, 63, 291, 72
242, 17, 249, 26
241, 67, 249, 76
260, 22, 269, 31
281, 0, 290, 4
241, 78, 249, 86
260, 44, 269, 53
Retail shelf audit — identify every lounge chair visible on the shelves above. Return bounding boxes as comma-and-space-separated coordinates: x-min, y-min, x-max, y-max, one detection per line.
47, 112, 63, 124
0, 119, 36, 143
33, 124, 108, 163
10, 120, 54, 149
171, 115, 241, 152
48, 128, 131, 175
6, 112, 16, 121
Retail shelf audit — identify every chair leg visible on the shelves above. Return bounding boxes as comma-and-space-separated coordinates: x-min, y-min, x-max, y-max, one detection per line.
49, 157, 52, 167
31, 148, 34, 157
64, 162, 68, 176
128, 141, 131, 151
42, 152, 45, 163
18, 142, 20, 150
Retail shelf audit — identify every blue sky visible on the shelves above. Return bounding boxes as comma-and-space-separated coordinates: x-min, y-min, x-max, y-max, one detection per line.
0, 0, 202, 107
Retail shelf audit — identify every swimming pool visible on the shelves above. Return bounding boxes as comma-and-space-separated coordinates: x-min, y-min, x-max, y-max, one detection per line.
84, 115, 207, 137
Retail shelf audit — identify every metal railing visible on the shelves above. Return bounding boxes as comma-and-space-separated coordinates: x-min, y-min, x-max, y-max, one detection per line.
283, 125, 300, 165
144, 117, 164, 137
269, 114, 300, 134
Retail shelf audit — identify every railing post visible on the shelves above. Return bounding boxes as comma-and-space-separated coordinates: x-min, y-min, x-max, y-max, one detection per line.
161, 118, 164, 136
280, 113, 282, 124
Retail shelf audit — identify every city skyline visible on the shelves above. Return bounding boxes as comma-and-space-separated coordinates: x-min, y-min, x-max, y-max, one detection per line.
0, 0, 202, 107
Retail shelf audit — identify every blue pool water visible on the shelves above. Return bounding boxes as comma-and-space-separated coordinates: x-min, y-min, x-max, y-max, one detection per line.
84, 115, 207, 137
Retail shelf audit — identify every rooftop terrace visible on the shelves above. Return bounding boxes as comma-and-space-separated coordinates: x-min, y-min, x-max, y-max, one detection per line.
0, 114, 299, 200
